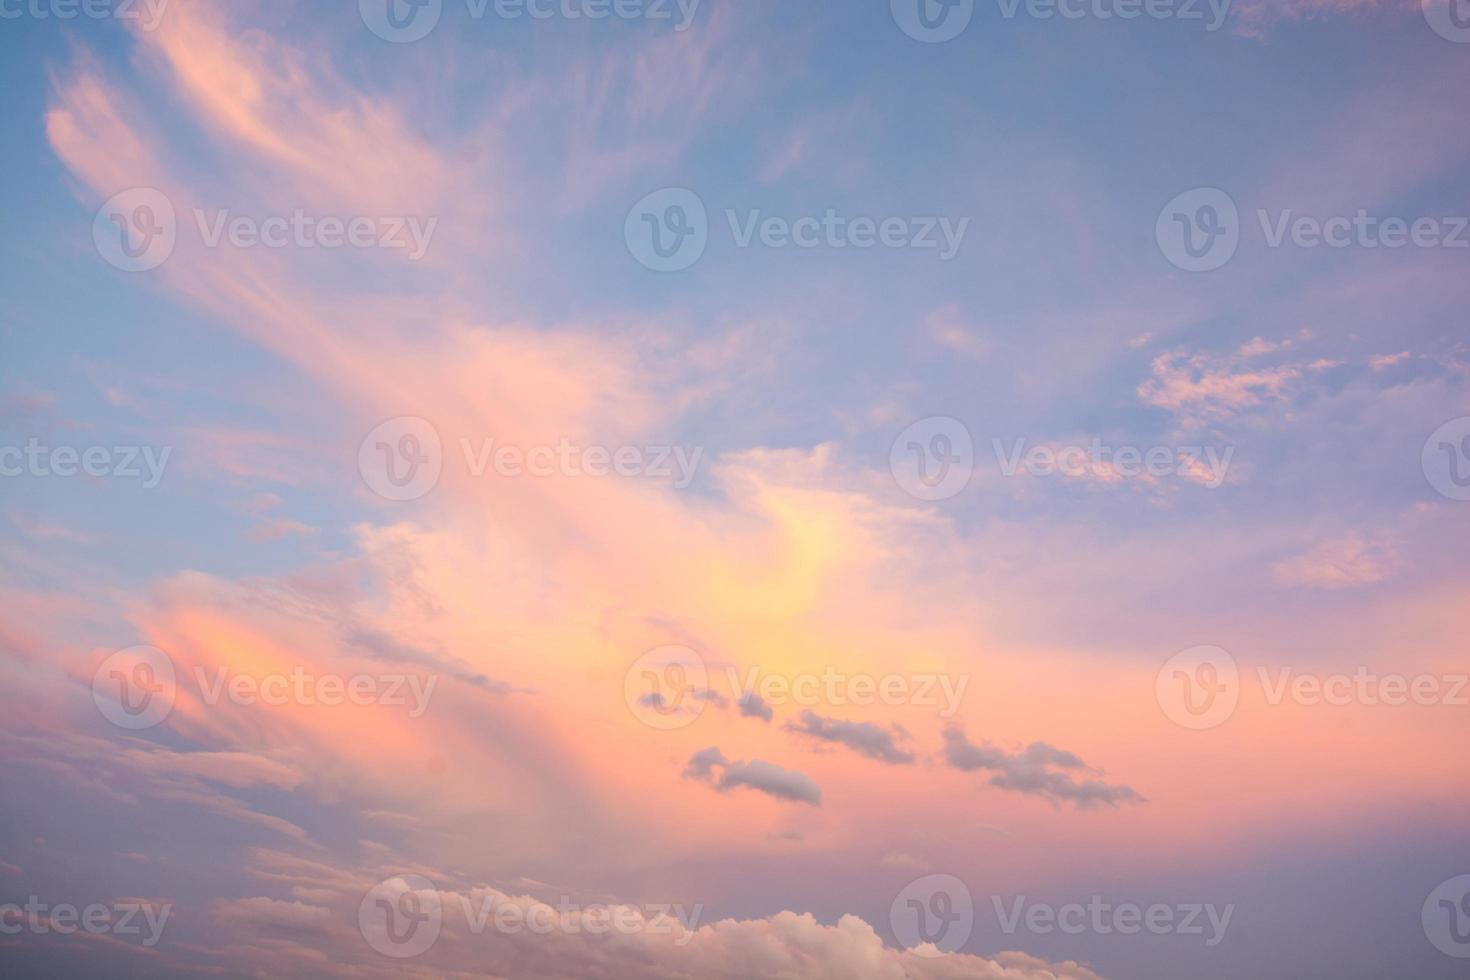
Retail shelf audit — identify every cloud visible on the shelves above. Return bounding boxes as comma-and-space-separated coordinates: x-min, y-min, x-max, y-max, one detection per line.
212, 897, 332, 932
684, 748, 822, 806
1137, 349, 1307, 424
942, 727, 1145, 809
738, 691, 774, 722
1272, 532, 1402, 589
784, 710, 914, 765
1230, 0, 1418, 36
248, 519, 319, 543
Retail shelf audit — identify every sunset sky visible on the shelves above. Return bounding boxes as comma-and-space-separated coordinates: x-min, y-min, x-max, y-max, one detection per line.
2, 1, 1469, 977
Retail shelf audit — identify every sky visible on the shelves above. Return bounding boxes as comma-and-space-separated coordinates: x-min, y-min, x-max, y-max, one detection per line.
1, 0, 1469, 977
